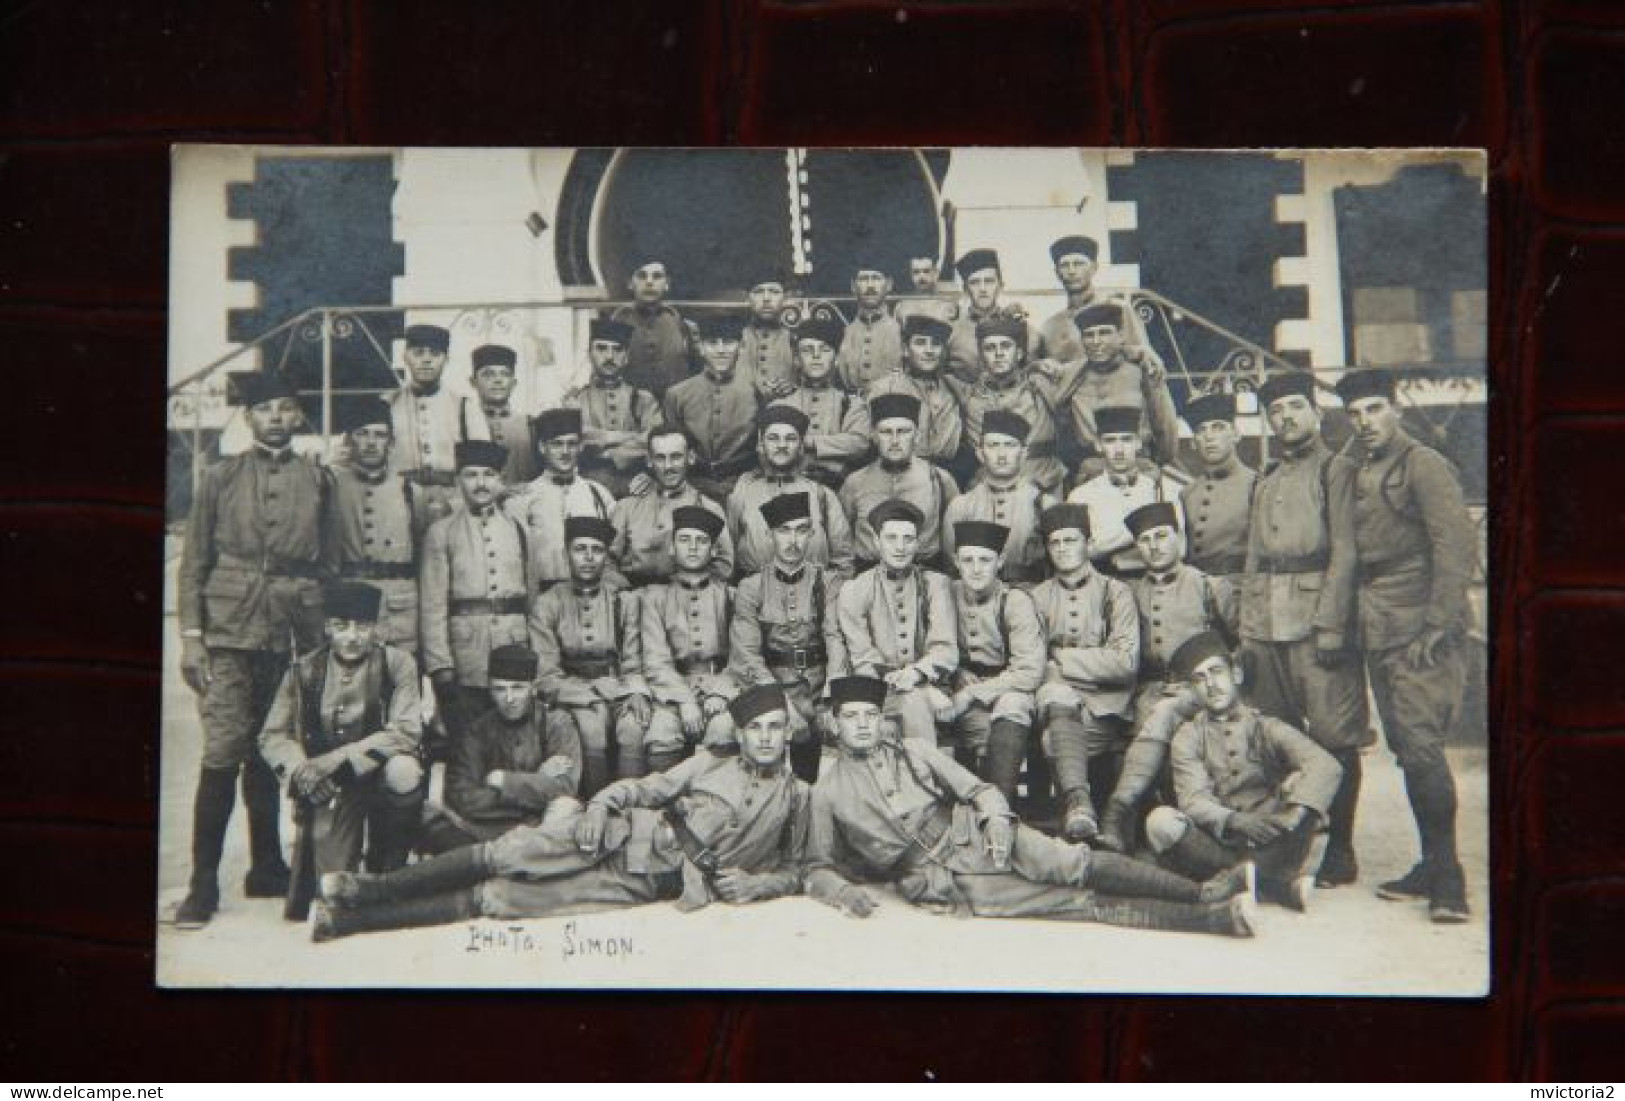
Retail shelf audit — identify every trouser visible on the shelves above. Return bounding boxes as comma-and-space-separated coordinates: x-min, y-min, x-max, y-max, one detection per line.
1368, 637, 1467, 893
1105, 685, 1202, 837
1038, 699, 1128, 817
886, 684, 948, 746
310, 756, 429, 874
561, 699, 647, 795
1145, 806, 1319, 892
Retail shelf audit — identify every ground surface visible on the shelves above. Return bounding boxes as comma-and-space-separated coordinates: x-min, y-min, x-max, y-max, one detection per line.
154, 611, 1490, 996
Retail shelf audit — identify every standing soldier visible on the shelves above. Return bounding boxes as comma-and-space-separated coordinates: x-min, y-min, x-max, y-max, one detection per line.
954, 317, 1069, 496
638, 507, 739, 773
529, 516, 652, 795
611, 258, 694, 398
387, 323, 491, 536
867, 314, 963, 470
258, 581, 426, 881
504, 408, 617, 593
728, 404, 855, 579
945, 249, 1035, 384
943, 409, 1056, 586
419, 644, 582, 854
325, 397, 419, 653
836, 500, 959, 746
1067, 406, 1185, 580
663, 310, 762, 500
739, 270, 798, 399
1241, 371, 1368, 890
469, 344, 537, 487
562, 319, 665, 499
610, 426, 733, 587
1179, 392, 1256, 587
173, 371, 329, 930
1029, 504, 1140, 843
894, 254, 953, 325
837, 264, 905, 392
944, 521, 1048, 803
840, 394, 959, 573
729, 492, 849, 782
775, 317, 873, 489
1061, 304, 1181, 474
419, 441, 532, 744
1330, 368, 1476, 923
1033, 236, 1161, 367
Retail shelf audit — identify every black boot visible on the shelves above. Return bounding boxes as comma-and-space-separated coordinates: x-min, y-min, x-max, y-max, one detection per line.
240, 755, 290, 898
312, 889, 480, 941
175, 766, 238, 929
1085, 851, 1201, 902
1095, 798, 1135, 854
1409, 759, 1468, 922
1159, 825, 1237, 881
984, 720, 1028, 807
1083, 893, 1256, 937
1317, 749, 1362, 887
1046, 708, 1097, 842
322, 843, 489, 907
365, 786, 428, 874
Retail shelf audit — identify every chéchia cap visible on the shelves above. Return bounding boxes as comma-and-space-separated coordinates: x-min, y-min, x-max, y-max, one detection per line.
488, 644, 539, 682
953, 520, 1010, 554
454, 440, 508, 472
760, 492, 812, 529
1124, 502, 1180, 539
563, 515, 616, 548
729, 682, 790, 727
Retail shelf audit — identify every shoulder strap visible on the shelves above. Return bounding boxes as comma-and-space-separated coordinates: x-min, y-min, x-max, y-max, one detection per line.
812, 567, 827, 624
458, 396, 469, 441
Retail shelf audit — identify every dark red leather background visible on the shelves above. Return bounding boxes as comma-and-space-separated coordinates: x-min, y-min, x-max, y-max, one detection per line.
0, 0, 1608, 1081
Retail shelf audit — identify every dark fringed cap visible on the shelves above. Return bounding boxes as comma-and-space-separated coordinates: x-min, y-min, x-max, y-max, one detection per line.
760, 492, 811, 528
1169, 630, 1233, 680
1124, 502, 1180, 539
488, 644, 539, 682
953, 520, 1010, 554
729, 682, 789, 727
323, 581, 382, 623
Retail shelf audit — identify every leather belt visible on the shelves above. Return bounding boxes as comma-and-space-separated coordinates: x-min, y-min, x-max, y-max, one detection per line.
765, 645, 828, 670
1191, 553, 1248, 576
563, 652, 619, 677
1360, 556, 1419, 582
675, 655, 729, 676
340, 562, 416, 581
400, 469, 457, 487
215, 552, 321, 580
963, 660, 1008, 678
449, 596, 527, 617
1253, 551, 1329, 575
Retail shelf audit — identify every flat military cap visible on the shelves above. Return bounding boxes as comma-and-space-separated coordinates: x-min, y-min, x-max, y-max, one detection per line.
333, 394, 392, 435
628, 254, 668, 275
1049, 235, 1100, 264
563, 515, 616, 547
533, 407, 583, 441
981, 407, 1032, 444
323, 580, 382, 623
976, 315, 1028, 345
1169, 629, 1234, 681
1257, 371, 1318, 409
691, 310, 746, 342
746, 268, 789, 292
868, 498, 924, 533
902, 314, 952, 344
758, 403, 810, 436
1095, 405, 1142, 438
1334, 367, 1398, 406
760, 492, 811, 528
671, 505, 725, 541
1125, 502, 1181, 539
454, 440, 508, 472
403, 324, 451, 352
1040, 503, 1092, 538
229, 370, 299, 408
488, 644, 539, 682
588, 318, 634, 346
795, 316, 846, 351
954, 520, 1010, 554
1185, 392, 1237, 428
869, 392, 922, 426
955, 248, 1002, 282
828, 675, 888, 711
1073, 303, 1124, 332
729, 682, 789, 727
471, 344, 518, 373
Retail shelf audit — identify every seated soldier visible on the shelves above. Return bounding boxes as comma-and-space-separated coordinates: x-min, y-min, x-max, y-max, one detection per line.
562, 319, 665, 499
836, 499, 959, 747
640, 507, 739, 773
942, 408, 1056, 586
805, 675, 1255, 936
419, 644, 583, 855
259, 582, 426, 881
728, 491, 849, 783
840, 393, 959, 573
944, 521, 1047, 804
728, 404, 855, 579
1145, 631, 1343, 912
310, 683, 810, 940
1096, 502, 1239, 853
528, 516, 652, 796
1066, 405, 1186, 580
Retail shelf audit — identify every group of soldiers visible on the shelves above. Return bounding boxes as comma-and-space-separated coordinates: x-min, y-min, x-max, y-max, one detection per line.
171, 236, 1479, 944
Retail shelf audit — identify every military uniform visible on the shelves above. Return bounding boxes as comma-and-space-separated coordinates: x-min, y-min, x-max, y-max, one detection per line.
774, 381, 873, 487
641, 574, 739, 768
867, 370, 962, 468
955, 370, 1069, 496
840, 457, 959, 572
386, 383, 490, 535
728, 470, 854, 578
610, 484, 733, 587
740, 322, 798, 397
949, 575, 1046, 796
259, 631, 426, 876
611, 303, 694, 398
504, 472, 617, 588
836, 561, 958, 745
562, 375, 665, 499
1067, 468, 1186, 579
326, 462, 418, 652
837, 309, 904, 392
662, 365, 761, 500
480, 403, 538, 486
1061, 358, 1181, 471
944, 481, 1055, 585
946, 304, 1036, 385
1180, 455, 1256, 584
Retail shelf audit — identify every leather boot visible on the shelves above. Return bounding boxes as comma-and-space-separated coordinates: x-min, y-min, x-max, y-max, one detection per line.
1046, 708, 1097, 842
312, 888, 480, 941
1158, 824, 1236, 881
1085, 851, 1201, 902
580, 751, 612, 799
240, 755, 290, 897
1317, 749, 1362, 887
1095, 798, 1135, 854
365, 786, 428, 874
984, 719, 1029, 808
322, 843, 489, 907
1082, 893, 1256, 937
175, 766, 238, 929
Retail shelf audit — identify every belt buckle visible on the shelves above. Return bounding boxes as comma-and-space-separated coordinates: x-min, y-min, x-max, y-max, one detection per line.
793, 648, 808, 671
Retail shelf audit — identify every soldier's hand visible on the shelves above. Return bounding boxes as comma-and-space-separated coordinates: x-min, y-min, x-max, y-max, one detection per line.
540, 755, 574, 778
628, 472, 655, 497
885, 667, 923, 692
485, 769, 506, 790
1228, 811, 1284, 846
180, 639, 211, 695
291, 761, 326, 800
627, 693, 653, 727
575, 803, 610, 852
714, 868, 766, 904
836, 885, 878, 919
678, 702, 705, 738
984, 815, 1015, 870
1406, 628, 1448, 671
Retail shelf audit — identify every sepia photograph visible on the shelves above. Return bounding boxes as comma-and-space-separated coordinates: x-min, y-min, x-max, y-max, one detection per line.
158, 145, 1489, 994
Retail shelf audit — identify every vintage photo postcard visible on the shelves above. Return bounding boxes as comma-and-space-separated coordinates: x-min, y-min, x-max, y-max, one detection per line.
159, 146, 1488, 994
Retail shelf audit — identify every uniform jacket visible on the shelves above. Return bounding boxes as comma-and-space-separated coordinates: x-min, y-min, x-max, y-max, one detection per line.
528, 582, 648, 707
481, 404, 539, 486
662, 368, 760, 473
387, 385, 490, 476
259, 642, 422, 780
640, 577, 738, 707
943, 481, 1056, 584
561, 377, 664, 478
419, 506, 531, 685
950, 581, 1047, 700
866, 371, 963, 465
611, 303, 694, 397
446, 704, 582, 838
1169, 705, 1344, 839
776, 381, 873, 480
954, 369, 1068, 494
1060, 358, 1181, 467
1241, 438, 1349, 646
1030, 569, 1140, 717
1179, 456, 1257, 578
728, 470, 854, 578
729, 564, 849, 686
610, 484, 733, 585
840, 458, 959, 567
945, 303, 1036, 383
1067, 470, 1187, 575
739, 324, 798, 396
837, 309, 904, 392
503, 473, 617, 585
836, 566, 959, 682
1131, 566, 1238, 678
